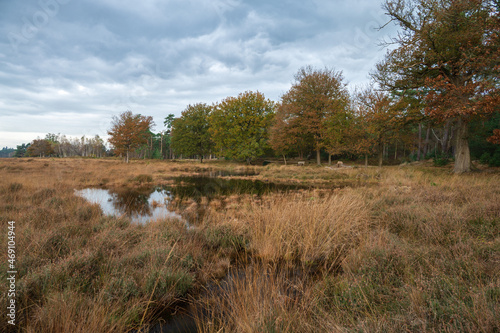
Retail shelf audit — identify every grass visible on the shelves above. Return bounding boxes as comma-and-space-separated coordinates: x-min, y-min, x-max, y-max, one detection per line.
0, 157, 499, 332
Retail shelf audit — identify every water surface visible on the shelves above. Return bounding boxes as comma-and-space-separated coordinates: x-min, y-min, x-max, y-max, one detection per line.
75, 187, 183, 224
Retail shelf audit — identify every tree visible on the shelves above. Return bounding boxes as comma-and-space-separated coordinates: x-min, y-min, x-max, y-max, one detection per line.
27, 139, 54, 157
0, 147, 15, 158
355, 87, 405, 167
164, 114, 175, 159
273, 66, 350, 165
171, 103, 214, 163
375, 0, 500, 173
209, 91, 275, 163
108, 111, 154, 163
14, 143, 29, 158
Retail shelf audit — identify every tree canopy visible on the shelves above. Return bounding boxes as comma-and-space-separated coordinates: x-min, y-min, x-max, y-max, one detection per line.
374, 0, 500, 172
108, 111, 154, 163
209, 91, 275, 163
271, 66, 350, 165
171, 103, 214, 163
27, 139, 54, 158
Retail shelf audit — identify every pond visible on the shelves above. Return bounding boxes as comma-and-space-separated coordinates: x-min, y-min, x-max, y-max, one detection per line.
75, 187, 183, 224
75, 174, 309, 224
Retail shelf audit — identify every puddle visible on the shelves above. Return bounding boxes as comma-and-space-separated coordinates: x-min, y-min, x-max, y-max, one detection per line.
75, 173, 311, 332
168, 175, 306, 201
76, 174, 309, 224
75, 187, 183, 224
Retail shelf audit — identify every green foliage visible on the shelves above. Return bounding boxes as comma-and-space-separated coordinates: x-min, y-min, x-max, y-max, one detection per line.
171, 103, 213, 162
0, 147, 15, 158
490, 152, 500, 167
210, 91, 275, 163
14, 143, 29, 157
470, 112, 500, 166
151, 149, 162, 159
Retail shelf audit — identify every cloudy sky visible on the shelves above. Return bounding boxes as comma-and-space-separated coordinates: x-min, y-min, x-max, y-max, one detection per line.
0, 0, 397, 149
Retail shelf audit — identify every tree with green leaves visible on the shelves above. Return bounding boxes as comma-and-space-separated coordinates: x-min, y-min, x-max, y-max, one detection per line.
171, 103, 214, 163
374, 0, 500, 173
210, 91, 275, 163
108, 111, 154, 163
163, 114, 176, 159
14, 143, 29, 158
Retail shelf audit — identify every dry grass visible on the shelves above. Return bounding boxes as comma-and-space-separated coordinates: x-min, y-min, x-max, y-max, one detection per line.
0, 158, 241, 332
203, 190, 369, 266
197, 165, 500, 332
0, 158, 499, 332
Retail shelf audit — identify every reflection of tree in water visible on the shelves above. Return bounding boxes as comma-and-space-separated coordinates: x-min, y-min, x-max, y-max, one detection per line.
113, 187, 153, 217
167, 176, 306, 203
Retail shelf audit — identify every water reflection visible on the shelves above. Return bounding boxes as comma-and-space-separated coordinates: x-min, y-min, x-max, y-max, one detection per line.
169, 176, 305, 202
75, 187, 182, 224
76, 174, 308, 225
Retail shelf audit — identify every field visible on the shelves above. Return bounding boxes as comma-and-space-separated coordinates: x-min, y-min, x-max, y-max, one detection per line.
0, 158, 499, 332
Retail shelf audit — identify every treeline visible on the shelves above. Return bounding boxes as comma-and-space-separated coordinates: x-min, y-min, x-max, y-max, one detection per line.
13, 134, 107, 158
164, 68, 500, 167
0, 147, 15, 158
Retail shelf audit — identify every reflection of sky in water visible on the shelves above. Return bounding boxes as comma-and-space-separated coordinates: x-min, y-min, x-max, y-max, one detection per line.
75, 188, 183, 224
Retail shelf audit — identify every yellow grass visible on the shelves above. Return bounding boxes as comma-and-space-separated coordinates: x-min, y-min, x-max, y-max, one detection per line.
0, 158, 499, 332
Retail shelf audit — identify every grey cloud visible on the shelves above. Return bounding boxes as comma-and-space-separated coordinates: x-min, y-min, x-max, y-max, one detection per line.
0, 0, 398, 148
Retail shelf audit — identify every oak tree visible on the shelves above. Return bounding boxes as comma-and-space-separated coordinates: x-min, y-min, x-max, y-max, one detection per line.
375, 0, 500, 173
108, 111, 154, 163
171, 103, 214, 163
26, 139, 54, 158
355, 87, 404, 167
273, 67, 350, 165
209, 91, 275, 163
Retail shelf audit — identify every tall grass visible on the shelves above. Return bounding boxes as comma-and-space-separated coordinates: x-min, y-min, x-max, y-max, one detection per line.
0, 158, 498, 332
204, 190, 369, 266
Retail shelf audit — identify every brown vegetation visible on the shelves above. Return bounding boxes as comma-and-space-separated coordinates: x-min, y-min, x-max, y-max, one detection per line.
0, 158, 499, 332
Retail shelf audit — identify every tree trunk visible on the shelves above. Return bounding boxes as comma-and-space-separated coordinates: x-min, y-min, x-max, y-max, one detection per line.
283, 154, 287, 166
423, 125, 431, 158
378, 142, 383, 167
316, 149, 321, 166
417, 123, 422, 161
328, 154, 332, 165
365, 154, 368, 167
200, 155, 203, 163
454, 117, 471, 173
126, 149, 129, 163
442, 120, 451, 155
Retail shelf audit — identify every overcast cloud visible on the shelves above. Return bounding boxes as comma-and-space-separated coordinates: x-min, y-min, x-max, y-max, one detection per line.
0, 0, 397, 148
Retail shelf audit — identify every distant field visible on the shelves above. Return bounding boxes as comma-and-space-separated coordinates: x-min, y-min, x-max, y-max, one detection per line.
0, 158, 499, 332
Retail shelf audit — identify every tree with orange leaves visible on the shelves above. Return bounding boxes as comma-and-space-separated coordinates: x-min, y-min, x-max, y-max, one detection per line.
488, 129, 500, 145
354, 87, 405, 167
375, 0, 500, 173
273, 66, 350, 165
108, 111, 154, 163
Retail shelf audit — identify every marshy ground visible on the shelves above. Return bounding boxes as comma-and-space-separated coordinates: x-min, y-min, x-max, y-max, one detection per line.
0, 158, 499, 332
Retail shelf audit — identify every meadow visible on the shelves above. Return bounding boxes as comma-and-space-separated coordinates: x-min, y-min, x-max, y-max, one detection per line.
0, 158, 499, 332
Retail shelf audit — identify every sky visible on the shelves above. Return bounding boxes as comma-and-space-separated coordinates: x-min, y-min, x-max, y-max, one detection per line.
0, 0, 397, 149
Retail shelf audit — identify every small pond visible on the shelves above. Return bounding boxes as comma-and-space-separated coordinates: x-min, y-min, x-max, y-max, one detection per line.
76, 173, 309, 224
75, 187, 183, 224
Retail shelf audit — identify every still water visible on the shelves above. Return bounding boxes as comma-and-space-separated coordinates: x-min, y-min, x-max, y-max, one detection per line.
75, 173, 308, 224
75, 187, 183, 224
